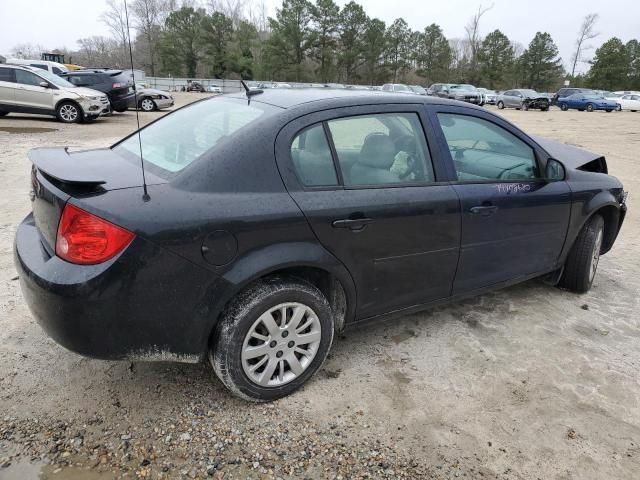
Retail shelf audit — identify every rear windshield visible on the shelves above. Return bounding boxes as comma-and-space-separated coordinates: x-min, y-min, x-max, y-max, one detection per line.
114, 98, 279, 175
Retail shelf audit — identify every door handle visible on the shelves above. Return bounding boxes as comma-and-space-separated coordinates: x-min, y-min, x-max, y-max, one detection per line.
470, 205, 498, 216
332, 218, 373, 230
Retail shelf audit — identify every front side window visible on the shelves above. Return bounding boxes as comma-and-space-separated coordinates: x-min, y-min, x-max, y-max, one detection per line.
0, 68, 15, 83
15, 70, 44, 87
114, 98, 279, 175
328, 113, 435, 186
290, 125, 337, 186
437, 113, 539, 182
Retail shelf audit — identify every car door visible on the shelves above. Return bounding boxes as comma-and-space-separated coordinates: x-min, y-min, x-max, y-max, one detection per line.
275, 104, 461, 319
427, 105, 571, 294
504, 91, 516, 107
0, 67, 16, 107
13, 69, 54, 111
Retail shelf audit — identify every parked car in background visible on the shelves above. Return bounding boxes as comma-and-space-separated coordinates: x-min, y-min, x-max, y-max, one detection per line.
557, 93, 618, 112
15, 88, 627, 401
615, 94, 640, 112
133, 84, 174, 111
429, 83, 457, 98
0, 64, 108, 123
409, 85, 428, 95
60, 69, 135, 113
185, 81, 205, 92
448, 84, 483, 105
497, 89, 550, 111
552, 87, 593, 105
477, 88, 497, 105
208, 85, 222, 93
7, 58, 68, 75
381, 83, 414, 94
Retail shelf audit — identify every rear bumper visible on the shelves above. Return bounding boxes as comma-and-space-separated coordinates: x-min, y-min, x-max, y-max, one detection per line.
109, 92, 136, 110
14, 213, 216, 363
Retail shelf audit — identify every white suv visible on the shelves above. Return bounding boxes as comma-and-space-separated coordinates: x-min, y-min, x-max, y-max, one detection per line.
0, 64, 109, 123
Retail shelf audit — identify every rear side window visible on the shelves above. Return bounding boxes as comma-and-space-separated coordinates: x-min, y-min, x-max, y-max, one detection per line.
437, 113, 539, 182
29, 63, 48, 71
67, 76, 84, 85
52, 66, 63, 75
0, 68, 15, 83
290, 125, 338, 186
327, 113, 435, 186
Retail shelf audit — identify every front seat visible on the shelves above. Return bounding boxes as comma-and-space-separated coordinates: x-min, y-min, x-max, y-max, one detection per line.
350, 133, 399, 185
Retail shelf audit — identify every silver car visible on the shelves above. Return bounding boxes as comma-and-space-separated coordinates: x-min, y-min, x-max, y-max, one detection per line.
0, 64, 109, 123
497, 89, 550, 111
134, 84, 175, 111
381, 83, 415, 94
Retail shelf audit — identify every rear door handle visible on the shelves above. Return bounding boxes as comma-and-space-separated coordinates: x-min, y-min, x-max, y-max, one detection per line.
470, 205, 498, 216
332, 218, 373, 230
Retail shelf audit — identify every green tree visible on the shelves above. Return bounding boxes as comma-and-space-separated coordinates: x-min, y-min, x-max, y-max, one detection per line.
228, 20, 259, 79
161, 7, 206, 77
337, 1, 368, 83
200, 11, 234, 78
478, 29, 514, 89
520, 32, 564, 91
587, 38, 630, 90
415, 24, 452, 84
361, 18, 387, 85
625, 39, 640, 90
266, 0, 315, 81
311, 0, 340, 83
385, 18, 412, 82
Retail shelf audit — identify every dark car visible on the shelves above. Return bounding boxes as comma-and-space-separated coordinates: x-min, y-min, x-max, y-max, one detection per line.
552, 87, 593, 106
557, 93, 618, 112
60, 69, 135, 112
186, 81, 205, 92
497, 89, 550, 111
430, 83, 482, 104
15, 90, 627, 401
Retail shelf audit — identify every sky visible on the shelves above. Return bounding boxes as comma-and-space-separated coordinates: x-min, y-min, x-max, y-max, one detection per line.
1, 0, 638, 74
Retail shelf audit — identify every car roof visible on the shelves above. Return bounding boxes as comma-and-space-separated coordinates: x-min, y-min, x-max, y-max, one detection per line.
0, 64, 44, 73
225, 88, 473, 110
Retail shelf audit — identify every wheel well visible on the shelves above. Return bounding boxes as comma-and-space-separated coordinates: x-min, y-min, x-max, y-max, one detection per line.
592, 205, 620, 254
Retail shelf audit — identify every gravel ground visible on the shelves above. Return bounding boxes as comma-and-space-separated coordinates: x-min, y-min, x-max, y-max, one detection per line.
0, 93, 639, 480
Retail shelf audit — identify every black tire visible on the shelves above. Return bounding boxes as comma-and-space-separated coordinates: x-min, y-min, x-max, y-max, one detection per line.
139, 97, 156, 112
113, 107, 127, 113
558, 215, 604, 293
523, 102, 529, 111
56, 101, 81, 123
586, 103, 594, 112
497, 101, 505, 110
0, 111, 8, 117
541, 106, 549, 111
210, 276, 334, 402
616, 104, 622, 111
606, 109, 612, 113
560, 103, 568, 111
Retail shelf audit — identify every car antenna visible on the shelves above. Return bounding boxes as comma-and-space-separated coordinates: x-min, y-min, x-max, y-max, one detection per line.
241, 80, 263, 104
124, 0, 150, 202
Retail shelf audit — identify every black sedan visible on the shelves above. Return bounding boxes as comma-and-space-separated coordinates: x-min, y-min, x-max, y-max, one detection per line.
15, 89, 627, 401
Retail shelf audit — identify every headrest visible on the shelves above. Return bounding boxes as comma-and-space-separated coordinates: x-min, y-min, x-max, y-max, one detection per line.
359, 133, 396, 169
305, 126, 328, 153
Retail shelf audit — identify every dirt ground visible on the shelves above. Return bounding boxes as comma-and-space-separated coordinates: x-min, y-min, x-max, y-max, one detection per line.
0, 93, 638, 480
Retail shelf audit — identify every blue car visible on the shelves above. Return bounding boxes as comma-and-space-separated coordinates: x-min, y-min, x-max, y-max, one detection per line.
557, 93, 618, 112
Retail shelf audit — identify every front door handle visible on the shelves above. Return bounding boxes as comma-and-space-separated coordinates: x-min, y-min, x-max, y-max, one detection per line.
470, 205, 498, 216
332, 218, 373, 230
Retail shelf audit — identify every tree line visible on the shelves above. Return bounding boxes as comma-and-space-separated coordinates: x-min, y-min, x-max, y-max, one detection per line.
9, 0, 640, 92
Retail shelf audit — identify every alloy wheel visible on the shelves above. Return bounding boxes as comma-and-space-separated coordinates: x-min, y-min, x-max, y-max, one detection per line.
241, 302, 322, 388
59, 104, 78, 122
141, 98, 155, 111
588, 228, 603, 283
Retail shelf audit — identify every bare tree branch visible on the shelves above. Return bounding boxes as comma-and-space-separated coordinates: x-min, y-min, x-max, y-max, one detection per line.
570, 13, 599, 77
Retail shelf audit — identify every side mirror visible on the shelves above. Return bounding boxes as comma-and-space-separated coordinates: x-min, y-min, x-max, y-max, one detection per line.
545, 158, 565, 181
39, 81, 49, 88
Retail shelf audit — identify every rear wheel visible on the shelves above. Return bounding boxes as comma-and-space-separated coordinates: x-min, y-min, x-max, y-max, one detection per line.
497, 101, 505, 110
523, 102, 529, 111
56, 101, 81, 123
0, 111, 8, 117
586, 103, 594, 112
560, 103, 568, 111
210, 276, 334, 402
558, 215, 604, 293
139, 97, 156, 112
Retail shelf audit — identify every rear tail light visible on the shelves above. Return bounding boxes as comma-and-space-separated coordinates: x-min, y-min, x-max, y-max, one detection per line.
56, 204, 135, 265
113, 82, 124, 88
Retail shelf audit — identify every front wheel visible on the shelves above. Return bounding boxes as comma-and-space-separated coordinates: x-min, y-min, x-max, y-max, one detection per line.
139, 97, 156, 112
56, 101, 81, 123
523, 102, 529, 111
210, 276, 334, 402
616, 104, 622, 111
558, 215, 604, 293
586, 103, 594, 112
497, 101, 505, 110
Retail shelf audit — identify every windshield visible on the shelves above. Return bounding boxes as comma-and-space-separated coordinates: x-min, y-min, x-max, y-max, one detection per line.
583, 94, 600, 99
114, 98, 279, 175
36, 69, 75, 88
453, 84, 477, 91
410, 85, 427, 94
520, 89, 538, 97
394, 84, 411, 92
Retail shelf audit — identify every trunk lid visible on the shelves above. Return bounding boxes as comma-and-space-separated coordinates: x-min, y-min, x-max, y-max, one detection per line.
28, 147, 167, 251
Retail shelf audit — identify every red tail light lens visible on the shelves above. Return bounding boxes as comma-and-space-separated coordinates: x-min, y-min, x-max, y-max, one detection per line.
56, 204, 135, 265
113, 82, 123, 89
